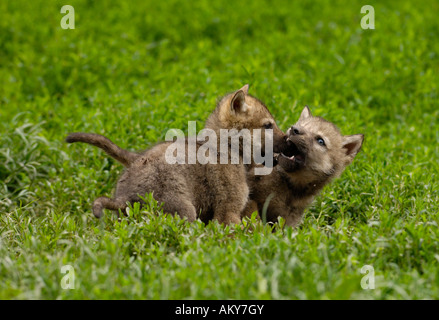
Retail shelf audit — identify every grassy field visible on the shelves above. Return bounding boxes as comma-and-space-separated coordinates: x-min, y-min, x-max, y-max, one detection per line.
1, 0, 438, 299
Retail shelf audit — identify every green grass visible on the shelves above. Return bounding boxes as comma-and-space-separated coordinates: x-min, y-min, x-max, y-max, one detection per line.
1, 0, 438, 299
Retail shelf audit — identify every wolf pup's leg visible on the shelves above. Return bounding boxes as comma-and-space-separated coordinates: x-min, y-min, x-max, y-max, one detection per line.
161, 198, 197, 223
214, 210, 242, 225
92, 196, 128, 218
213, 188, 249, 225
240, 200, 259, 220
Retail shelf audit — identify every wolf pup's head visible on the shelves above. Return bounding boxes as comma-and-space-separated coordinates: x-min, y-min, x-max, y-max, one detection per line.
278, 106, 364, 186
205, 84, 289, 160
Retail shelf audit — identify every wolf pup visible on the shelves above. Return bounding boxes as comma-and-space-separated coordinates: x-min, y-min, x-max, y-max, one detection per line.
66, 85, 288, 225
243, 106, 364, 227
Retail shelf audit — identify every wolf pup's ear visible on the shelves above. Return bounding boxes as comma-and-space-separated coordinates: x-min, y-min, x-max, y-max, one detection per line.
298, 106, 312, 122
239, 84, 249, 95
342, 134, 364, 164
230, 87, 248, 114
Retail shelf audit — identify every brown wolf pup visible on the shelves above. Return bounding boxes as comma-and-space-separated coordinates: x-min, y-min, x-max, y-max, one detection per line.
66, 85, 288, 225
243, 106, 364, 227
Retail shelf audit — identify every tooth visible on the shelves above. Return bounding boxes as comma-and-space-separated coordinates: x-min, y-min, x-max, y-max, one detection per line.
290, 155, 295, 160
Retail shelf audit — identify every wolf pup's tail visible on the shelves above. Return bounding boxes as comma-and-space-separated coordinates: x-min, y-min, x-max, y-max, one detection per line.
66, 133, 138, 167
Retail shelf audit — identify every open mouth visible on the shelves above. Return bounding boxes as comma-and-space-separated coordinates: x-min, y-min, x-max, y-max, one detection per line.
279, 140, 306, 165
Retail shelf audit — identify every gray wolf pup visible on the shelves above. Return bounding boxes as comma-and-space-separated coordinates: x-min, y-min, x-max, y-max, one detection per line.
243, 106, 364, 227
66, 85, 289, 225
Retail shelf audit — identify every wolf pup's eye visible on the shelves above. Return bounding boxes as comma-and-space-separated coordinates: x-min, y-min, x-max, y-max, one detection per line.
263, 122, 273, 129
317, 137, 326, 146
